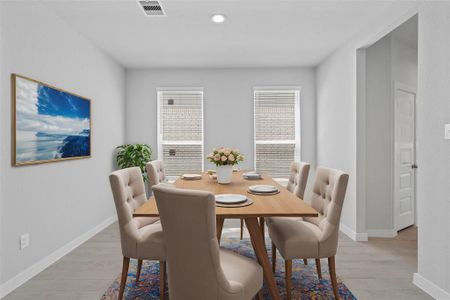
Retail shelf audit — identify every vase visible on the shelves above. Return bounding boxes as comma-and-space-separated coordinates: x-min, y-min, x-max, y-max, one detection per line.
216, 165, 233, 184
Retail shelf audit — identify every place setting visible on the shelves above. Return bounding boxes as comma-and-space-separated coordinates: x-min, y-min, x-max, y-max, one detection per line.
215, 193, 254, 208
242, 171, 262, 180
181, 173, 203, 180
247, 184, 280, 196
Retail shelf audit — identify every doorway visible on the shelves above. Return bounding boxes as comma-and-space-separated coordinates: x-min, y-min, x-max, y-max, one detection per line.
361, 15, 418, 237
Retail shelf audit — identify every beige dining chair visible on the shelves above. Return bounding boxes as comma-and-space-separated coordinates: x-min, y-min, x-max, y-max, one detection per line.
109, 167, 166, 300
268, 166, 349, 300
240, 162, 311, 241
152, 185, 264, 300
265, 161, 311, 265
146, 160, 167, 189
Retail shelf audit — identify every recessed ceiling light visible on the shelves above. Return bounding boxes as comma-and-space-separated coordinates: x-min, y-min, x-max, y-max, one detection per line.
211, 14, 226, 24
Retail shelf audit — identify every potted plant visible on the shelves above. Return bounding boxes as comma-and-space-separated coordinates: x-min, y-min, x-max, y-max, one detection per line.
207, 147, 244, 184
116, 144, 152, 182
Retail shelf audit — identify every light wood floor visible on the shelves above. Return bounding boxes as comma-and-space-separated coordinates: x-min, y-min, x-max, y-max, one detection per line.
4, 221, 431, 300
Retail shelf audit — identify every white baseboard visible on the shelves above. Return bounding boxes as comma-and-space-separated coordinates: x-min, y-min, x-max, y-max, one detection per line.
339, 223, 368, 241
413, 273, 450, 300
367, 229, 398, 238
0, 215, 117, 299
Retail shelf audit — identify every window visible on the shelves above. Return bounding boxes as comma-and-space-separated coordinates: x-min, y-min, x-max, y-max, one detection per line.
254, 88, 300, 178
157, 89, 204, 176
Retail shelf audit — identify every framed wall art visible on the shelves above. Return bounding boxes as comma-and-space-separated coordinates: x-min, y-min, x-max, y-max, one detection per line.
12, 74, 91, 166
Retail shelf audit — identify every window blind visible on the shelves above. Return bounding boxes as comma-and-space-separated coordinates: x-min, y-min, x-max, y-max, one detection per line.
158, 90, 204, 175
254, 89, 300, 178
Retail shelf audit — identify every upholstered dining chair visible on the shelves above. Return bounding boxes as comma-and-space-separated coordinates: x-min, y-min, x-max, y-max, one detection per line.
109, 167, 166, 300
268, 167, 349, 300
265, 161, 311, 265
152, 185, 264, 300
241, 162, 311, 241
146, 160, 167, 189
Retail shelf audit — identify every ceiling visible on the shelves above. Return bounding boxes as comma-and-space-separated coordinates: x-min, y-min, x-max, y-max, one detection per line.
41, 0, 395, 69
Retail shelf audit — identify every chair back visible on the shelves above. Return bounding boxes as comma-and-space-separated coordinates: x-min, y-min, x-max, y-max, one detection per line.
303, 167, 349, 257
146, 160, 166, 188
109, 167, 146, 258
286, 162, 310, 199
152, 185, 230, 300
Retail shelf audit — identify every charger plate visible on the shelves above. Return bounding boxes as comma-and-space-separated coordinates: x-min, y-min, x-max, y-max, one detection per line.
247, 190, 280, 196
181, 174, 202, 180
215, 194, 247, 204
243, 172, 262, 180
215, 198, 254, 208
248, 185, 279, 193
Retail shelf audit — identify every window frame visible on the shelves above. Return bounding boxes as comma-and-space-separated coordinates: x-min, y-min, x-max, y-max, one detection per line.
156, 87, 205, 175
253, 87, 301, 178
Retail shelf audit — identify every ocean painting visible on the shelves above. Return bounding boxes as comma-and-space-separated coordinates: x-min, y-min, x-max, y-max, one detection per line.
13, 75, 91, 165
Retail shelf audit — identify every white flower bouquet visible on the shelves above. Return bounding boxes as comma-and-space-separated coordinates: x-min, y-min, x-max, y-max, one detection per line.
207, 147, 244, 166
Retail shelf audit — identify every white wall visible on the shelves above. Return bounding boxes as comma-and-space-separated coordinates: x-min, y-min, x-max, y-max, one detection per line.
317, 1, 450, 297
365, 36, 393, 231
316, 46, 359, 233
0, 0, 4, 287
365, 33, 417, 232
316, 2, 418, 238
0, 1, 125, 292
391, 37, 418, 88
414, 2, 450, 298
126, 68, 316, 175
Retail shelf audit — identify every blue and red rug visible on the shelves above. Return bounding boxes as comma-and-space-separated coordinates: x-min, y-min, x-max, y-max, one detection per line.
101, 238, 356, 299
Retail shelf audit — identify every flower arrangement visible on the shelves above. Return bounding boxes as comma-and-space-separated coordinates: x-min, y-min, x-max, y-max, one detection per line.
207, 147, 244, 166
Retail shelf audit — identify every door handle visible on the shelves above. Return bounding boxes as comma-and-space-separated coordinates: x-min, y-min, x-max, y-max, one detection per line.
411, 164, 418, 169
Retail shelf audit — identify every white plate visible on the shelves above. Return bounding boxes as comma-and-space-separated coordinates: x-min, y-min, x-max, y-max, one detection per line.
215, 194, 247, 204
182, 174, 202, 180
248, 185, 278, 193
243, 173, 262, 179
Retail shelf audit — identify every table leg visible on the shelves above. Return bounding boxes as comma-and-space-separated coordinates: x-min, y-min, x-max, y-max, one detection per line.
259, 217, 265, 238
245, 217, 281, 300
216, 217, 224, 243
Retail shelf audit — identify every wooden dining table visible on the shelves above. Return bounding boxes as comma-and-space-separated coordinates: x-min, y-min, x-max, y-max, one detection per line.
134, 171, 318, 300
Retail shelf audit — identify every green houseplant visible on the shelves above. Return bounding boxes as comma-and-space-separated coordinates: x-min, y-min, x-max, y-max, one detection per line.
116, 144, 152, 181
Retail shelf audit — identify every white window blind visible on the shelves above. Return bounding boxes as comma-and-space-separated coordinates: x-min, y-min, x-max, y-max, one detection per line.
254, 89, 300, 178
157, 90, 204, 176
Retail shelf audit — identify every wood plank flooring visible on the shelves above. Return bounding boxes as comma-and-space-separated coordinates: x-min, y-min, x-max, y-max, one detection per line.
4, 221, 431, 299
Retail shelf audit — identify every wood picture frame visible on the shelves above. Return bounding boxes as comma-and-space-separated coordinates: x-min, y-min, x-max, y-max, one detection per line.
12, 74, 92, 166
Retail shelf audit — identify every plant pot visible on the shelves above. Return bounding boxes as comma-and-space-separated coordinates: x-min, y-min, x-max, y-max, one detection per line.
216, 165, 233, 184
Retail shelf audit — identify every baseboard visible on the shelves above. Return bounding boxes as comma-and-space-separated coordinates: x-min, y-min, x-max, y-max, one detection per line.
367, 229, 398, 238
339, 223, 368, 241
0, 215, 117, 299
413, 273, 450, 300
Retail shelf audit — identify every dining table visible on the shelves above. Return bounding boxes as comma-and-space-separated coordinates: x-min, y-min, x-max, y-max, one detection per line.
134, 171, 318, 300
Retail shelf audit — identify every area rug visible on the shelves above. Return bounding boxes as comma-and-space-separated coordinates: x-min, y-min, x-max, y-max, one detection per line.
101, 238, 356, 299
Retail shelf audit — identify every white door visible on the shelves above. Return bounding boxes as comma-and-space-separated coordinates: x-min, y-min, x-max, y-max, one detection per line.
394, 82, 416, 231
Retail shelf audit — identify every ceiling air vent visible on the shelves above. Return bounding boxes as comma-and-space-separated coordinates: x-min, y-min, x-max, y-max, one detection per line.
138, 0, 166, 16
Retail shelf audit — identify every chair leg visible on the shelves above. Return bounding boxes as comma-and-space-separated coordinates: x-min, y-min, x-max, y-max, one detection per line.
240, 218, 244, 240
216, 217, 224, 243
119, 257, 130, 300
259, 217, 265, 238
303, 259, 308, 265
285, 259, 292, 300
315, 258, 322, 279
136, 259, 143, 282
328, 256, 339, 299
160, 260, 166, 300
271, 242, 277, 272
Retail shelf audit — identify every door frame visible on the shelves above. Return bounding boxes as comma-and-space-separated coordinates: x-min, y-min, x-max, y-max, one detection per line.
392, 81, 417, 231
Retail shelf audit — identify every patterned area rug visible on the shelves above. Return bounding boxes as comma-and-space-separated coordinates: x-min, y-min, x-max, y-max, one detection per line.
102, 238, 356, 299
